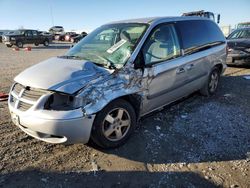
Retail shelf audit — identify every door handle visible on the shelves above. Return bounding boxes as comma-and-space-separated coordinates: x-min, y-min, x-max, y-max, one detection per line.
176, 67, 185, 74
186, 64, 194, 71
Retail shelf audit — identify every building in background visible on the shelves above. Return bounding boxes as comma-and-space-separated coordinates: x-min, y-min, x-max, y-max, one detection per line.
220, 25, 232, 37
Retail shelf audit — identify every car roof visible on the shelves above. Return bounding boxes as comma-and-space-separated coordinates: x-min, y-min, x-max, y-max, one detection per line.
236, 27, 250, 30
106, 16, 210, 25
18, 29, 37, 31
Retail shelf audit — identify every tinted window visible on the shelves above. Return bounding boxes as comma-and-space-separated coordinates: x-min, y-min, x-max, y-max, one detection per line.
142, 24, 180, 65
32, 30, 38, 36
25, 31, 33, 37
177, 20, 225, 54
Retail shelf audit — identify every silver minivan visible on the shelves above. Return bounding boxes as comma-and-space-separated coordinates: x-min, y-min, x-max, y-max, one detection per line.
8, 17, 227, 148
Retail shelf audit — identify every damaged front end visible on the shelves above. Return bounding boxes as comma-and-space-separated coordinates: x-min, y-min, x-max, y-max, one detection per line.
74, 62, 145, 116
8, 60, 145, 144
8, 22, 149, 144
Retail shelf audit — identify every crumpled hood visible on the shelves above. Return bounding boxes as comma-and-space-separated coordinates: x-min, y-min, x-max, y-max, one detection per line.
14, 57, 112, 94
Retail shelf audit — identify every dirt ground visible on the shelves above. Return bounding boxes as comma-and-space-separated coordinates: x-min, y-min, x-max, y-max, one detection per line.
0, 42, 249, 188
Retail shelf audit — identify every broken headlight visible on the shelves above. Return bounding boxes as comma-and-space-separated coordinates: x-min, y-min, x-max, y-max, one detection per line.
44, 92, 90, 111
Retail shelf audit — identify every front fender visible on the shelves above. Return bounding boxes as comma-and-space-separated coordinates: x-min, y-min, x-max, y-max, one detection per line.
81, 64, 144, 115
84, 88, 142, 115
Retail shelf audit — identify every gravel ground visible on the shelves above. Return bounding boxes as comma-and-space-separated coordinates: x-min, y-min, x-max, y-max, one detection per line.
0, 42, 249, 188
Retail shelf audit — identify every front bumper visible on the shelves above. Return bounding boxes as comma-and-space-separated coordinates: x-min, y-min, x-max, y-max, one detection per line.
3, 41, 16, 45
226, 50, 250, 64
8, 98, 95, 144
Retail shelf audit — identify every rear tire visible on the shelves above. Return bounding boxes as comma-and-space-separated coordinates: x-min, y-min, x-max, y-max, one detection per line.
200, 67, 220, 96
16, 41, 23, 48
6, 44, 13, 48
91, 99, 136, 149
34, 43, 39, 46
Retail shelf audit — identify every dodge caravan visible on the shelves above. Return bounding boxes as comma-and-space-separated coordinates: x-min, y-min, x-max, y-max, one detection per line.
8, 17, 227, 148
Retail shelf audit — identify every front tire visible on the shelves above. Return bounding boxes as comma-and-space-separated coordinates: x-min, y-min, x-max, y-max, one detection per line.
43, 40, 49, 46
91, 99, 136, 149
6, 44, 13, 48
200, 67, 220, 96
34, 43, 39, 46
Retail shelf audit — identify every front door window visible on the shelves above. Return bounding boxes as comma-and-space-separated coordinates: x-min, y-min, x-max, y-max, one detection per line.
142, 24, 180, 65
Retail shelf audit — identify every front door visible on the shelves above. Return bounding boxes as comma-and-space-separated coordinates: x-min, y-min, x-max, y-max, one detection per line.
140, 24, 189, 114
25, 30, 33, 44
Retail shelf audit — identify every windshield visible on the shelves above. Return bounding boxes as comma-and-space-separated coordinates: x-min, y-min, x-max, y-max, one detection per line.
228, 29, 250, 39
65, 23, 148, 68
10, 30, 25, 35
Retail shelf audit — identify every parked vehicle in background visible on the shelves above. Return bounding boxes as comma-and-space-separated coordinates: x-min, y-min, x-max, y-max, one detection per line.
64, 32, 78, 41
0, 31, 5, 42
39, 31, 53, 41
49, 26, 64, 35
226, 27, 250, 65
2, 29, 51, 48
0, 30, 13, 42
182, 10, 220, 24
54, 33, 66, 41
8, 17, 226, 148
70, 32, 87, 43
55, 32, 79, 41
237, 22, 250, 29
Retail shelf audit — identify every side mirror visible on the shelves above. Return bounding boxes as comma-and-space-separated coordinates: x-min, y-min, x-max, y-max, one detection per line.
134, 51, 145, 69
217, 14, 220, 24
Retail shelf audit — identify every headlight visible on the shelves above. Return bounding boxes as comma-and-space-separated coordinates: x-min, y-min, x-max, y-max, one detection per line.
10, 37, 16, 41
44, 92, 90, 111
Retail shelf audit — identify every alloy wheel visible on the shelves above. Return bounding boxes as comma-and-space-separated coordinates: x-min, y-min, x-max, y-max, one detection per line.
102, 108, 131, 141
209, 71, 219, 93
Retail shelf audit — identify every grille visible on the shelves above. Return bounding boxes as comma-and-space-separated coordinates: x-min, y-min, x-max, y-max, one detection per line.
10, 83, 49, 111
18, 101, 33, 111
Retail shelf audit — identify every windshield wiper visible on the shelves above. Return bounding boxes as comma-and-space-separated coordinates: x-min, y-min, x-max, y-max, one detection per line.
92, 61, 117, 70
58, 55, 83, 60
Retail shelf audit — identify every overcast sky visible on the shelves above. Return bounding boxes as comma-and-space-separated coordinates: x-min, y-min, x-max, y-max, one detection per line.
0, 0, 249, 32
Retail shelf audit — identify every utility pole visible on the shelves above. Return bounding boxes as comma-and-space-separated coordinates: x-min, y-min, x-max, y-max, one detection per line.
49, 0, 54, 26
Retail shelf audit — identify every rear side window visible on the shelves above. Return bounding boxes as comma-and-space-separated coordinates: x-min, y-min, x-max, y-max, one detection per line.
176, 20, 225, 54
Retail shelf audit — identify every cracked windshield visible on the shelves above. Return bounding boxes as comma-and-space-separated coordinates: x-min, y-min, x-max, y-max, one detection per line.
66, 23, 147, 68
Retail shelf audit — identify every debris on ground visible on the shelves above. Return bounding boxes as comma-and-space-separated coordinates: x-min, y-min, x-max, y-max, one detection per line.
0, 92, 8, 101
91, 161, 99, 176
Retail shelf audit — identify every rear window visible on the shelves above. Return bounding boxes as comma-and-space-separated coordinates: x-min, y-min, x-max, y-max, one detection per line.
176, 20, 225, 54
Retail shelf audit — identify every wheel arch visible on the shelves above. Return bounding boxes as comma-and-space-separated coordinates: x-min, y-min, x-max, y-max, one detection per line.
85, 93, 143, 120
214, 63, 223, 74
118, 94, 142, 120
